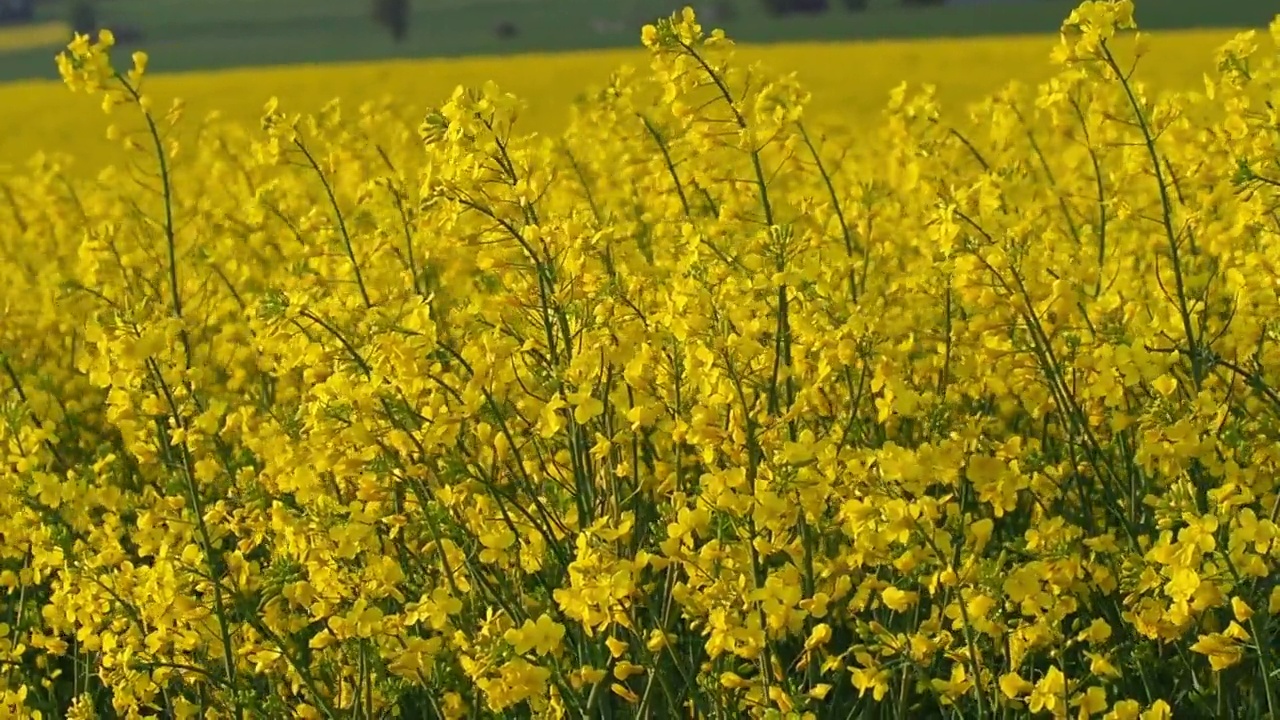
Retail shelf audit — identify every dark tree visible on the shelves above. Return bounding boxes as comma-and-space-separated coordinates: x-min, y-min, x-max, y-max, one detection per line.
68, 0, 98, 35
0, 0, 36, 25
494, 20, 518, 39
762, 0, 829, 16
700, 0, 739, 23
372, 0, 410, 42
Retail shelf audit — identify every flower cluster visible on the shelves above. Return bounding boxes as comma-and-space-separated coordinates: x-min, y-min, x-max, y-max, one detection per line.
1, 4, 1280, 718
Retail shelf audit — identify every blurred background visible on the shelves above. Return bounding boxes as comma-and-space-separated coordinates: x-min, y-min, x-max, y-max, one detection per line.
0, 0, 1276, 83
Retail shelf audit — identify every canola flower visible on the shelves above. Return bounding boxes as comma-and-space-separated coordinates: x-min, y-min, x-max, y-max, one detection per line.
1, 3, 1279, 718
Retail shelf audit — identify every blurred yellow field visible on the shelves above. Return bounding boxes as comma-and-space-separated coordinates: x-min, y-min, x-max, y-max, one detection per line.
0, 27, 1244, 172
0, 20, 68, 53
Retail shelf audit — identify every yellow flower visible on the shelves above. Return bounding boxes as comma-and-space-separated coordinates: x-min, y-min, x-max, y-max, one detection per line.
1072, 686, 1108, 717
572, 393, 605, 424
808, 683, 832, 700
1079, 618, 1112, 645
1164, 567, 1200, 604
1190, 630, 1245, 671
1151, 373, 1178, 397
613, 661, 645, 680
504, 613, 566, 656
881, 585, 918, 613
1105, 699, 1143, 720
641, 24, 660, 48
571, 665, 608, 689
999, 671, 1033, 699
610, 682, 640, 703
1231, 596, 1254, 622
1085, 651, 1121, 679
930, 662, 973, 702
1028, 666, 1066, 714
1140, 700, 1173, 720
605, 635, 629, 658
851, 652, 891, 701
804, 623, 832, 650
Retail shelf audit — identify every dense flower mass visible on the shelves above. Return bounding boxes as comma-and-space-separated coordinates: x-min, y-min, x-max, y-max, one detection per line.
2, 3, 1280, 717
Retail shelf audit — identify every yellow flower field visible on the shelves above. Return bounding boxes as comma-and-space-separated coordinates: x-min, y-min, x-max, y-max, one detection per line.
0, 27, 1245, 174
2, 2, 1280, 718
0, 20, 69, 53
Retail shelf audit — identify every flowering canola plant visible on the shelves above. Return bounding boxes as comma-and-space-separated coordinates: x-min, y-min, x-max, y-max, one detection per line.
2, 2, 1280, 717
